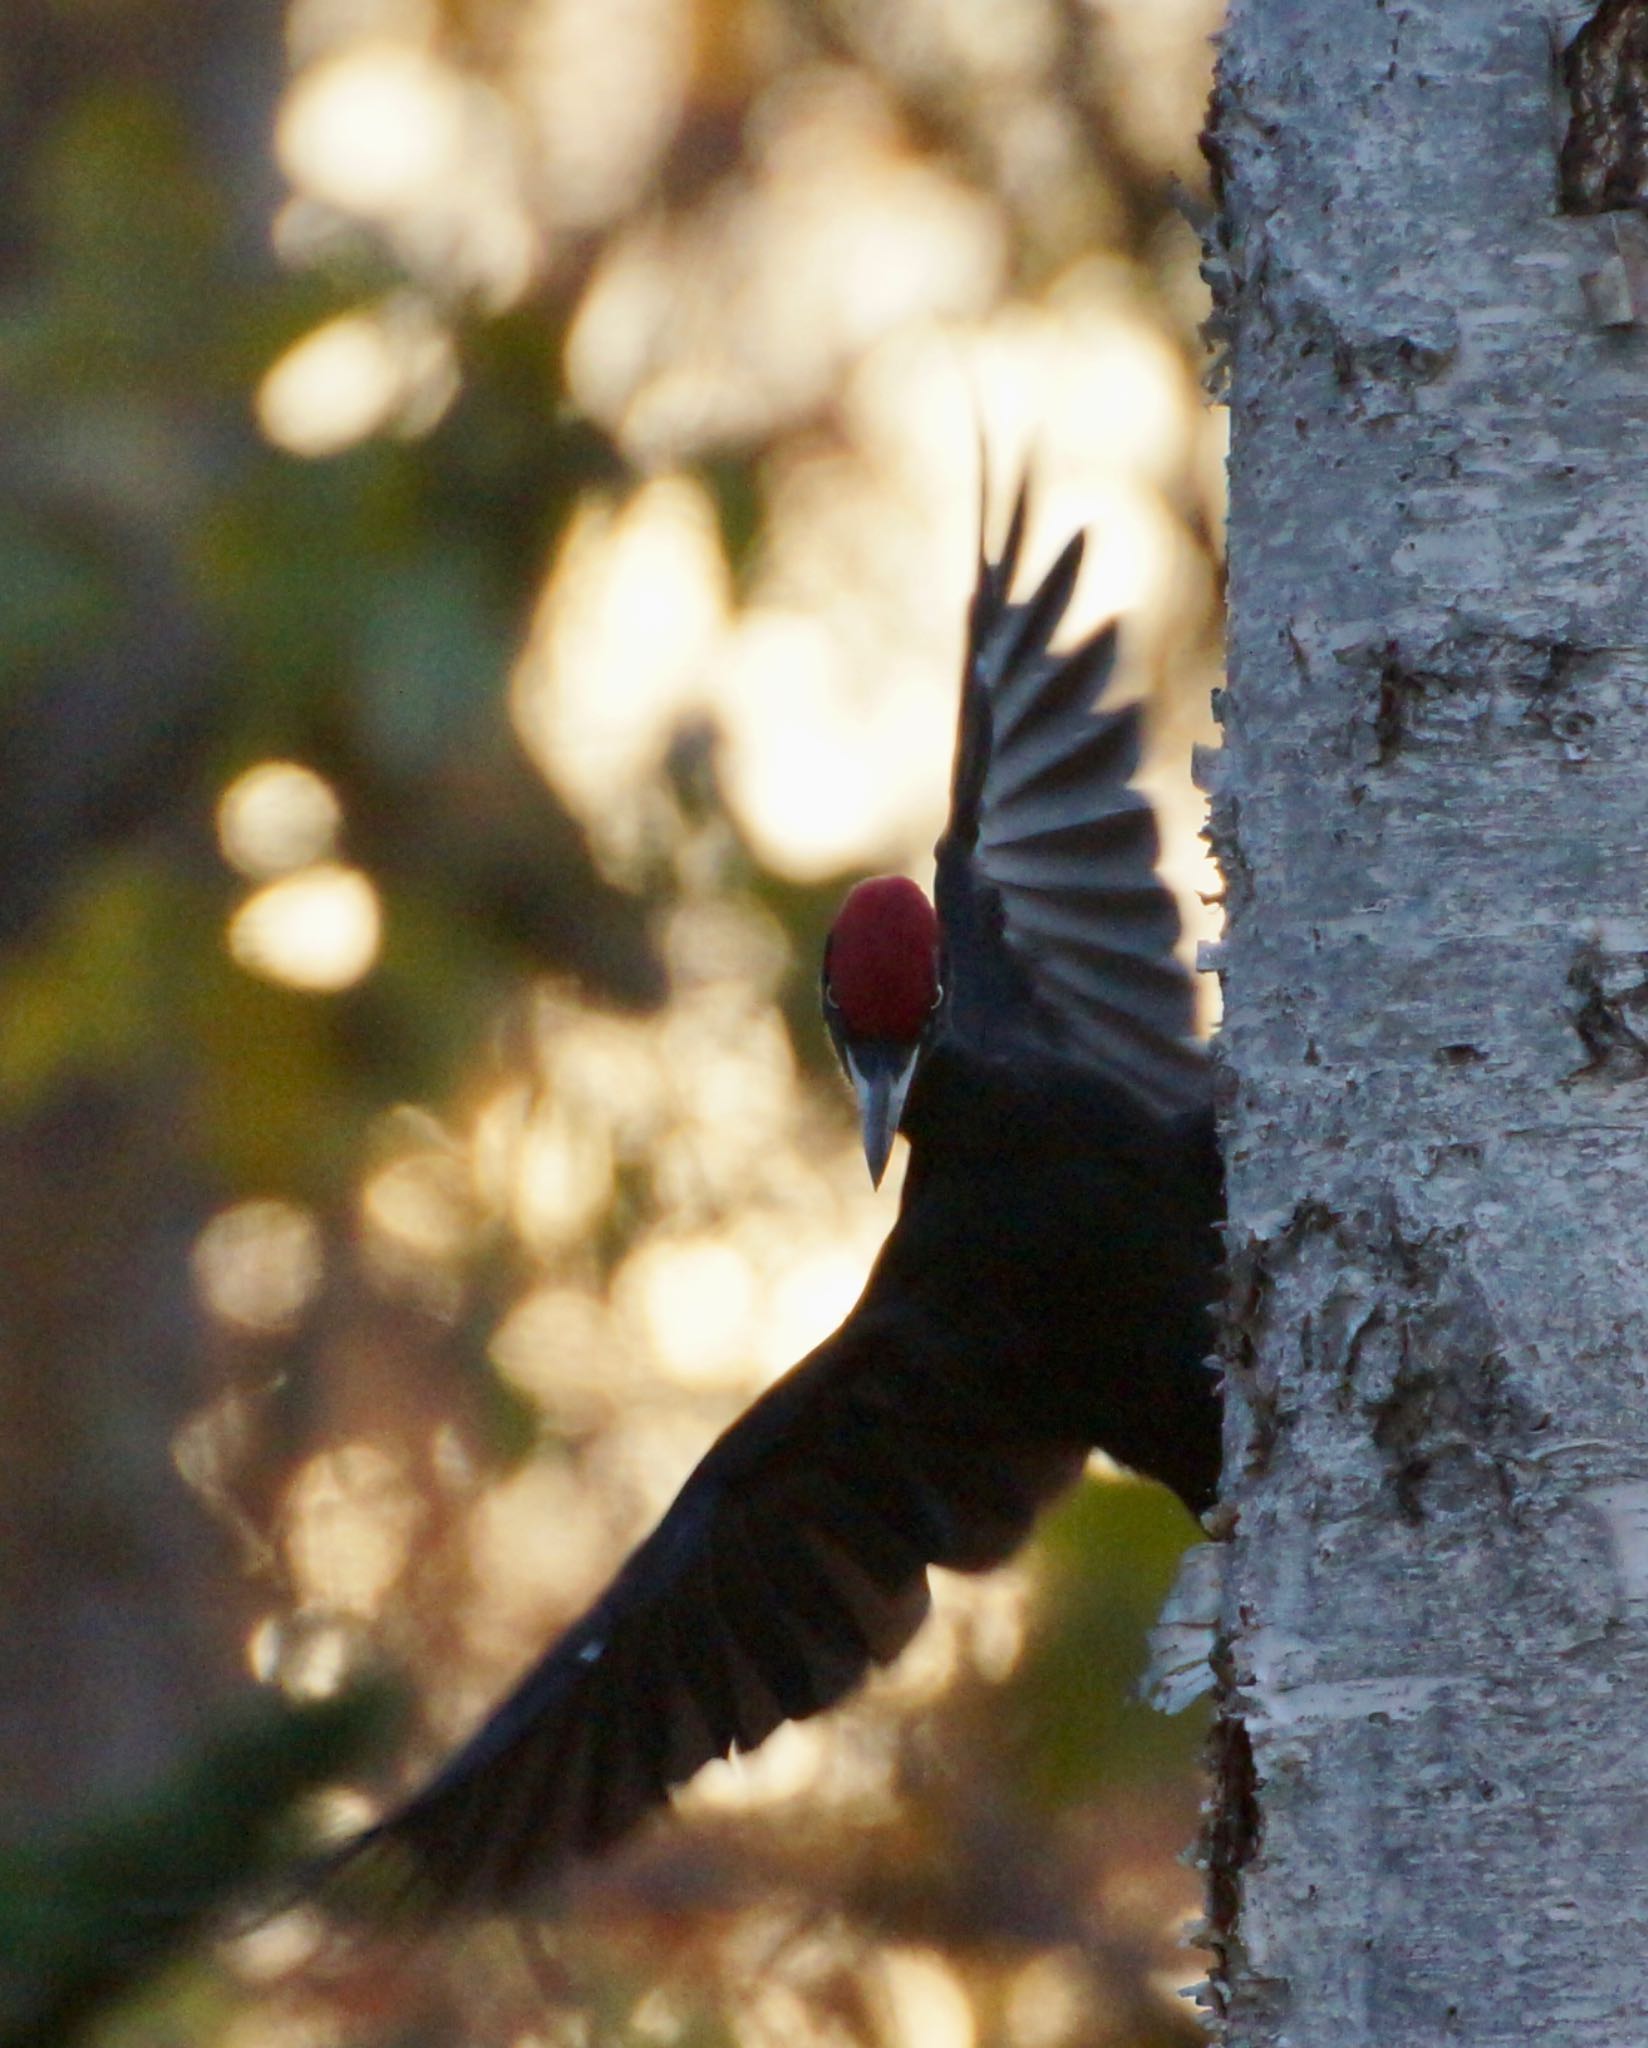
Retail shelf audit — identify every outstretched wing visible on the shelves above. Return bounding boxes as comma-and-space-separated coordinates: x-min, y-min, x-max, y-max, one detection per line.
935, 485, 1208, 1114
327, 1304, 1083, 1911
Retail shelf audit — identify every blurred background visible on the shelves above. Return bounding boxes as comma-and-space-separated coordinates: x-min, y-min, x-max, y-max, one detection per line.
0, 0, 1226, 2041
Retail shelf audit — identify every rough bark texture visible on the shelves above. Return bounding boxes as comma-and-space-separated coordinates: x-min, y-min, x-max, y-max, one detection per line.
1204, 1, 1648, 2040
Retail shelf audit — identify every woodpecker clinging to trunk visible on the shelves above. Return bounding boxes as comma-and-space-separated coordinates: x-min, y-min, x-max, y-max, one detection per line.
331, 485, 1223, 1909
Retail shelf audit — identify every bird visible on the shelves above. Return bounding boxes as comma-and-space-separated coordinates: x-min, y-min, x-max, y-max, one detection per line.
328, 482, 1223, 1912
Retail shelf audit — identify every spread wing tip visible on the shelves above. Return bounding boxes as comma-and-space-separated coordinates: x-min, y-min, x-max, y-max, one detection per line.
940, 478, 1208, 1113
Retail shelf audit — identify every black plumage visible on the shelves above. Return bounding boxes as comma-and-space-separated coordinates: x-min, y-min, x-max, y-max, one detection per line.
329, 485, 1222, 1911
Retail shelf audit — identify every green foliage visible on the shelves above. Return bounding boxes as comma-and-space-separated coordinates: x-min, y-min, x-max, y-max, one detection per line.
0, 854, 180, 1104
356, 544, 511, 772
0, 508, 120, 695
19, 87, 225, 387
0, 1684, 393, 2048
1008, 1480, 1208, 1812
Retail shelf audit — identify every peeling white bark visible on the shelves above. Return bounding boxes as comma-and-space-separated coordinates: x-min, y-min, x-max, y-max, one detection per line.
1203, 1, 1648, 2041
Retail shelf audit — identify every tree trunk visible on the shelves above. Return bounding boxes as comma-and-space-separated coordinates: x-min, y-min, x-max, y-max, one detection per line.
1203, 1, 1648, 2039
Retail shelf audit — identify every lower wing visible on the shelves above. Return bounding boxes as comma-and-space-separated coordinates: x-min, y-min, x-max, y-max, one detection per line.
325, 1302, 1085, 1912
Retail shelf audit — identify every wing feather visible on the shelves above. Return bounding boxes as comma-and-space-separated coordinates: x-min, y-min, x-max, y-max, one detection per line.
1006, 887, 1180, 956
935, 481, 1208, 1113
982, 698, 1139, 801
983, 805, 1152, 858
991, 625, 1119, 745
322, 1310, 1082, 1912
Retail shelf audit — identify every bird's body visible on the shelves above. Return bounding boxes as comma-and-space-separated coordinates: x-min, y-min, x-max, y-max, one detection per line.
882, 1042, 1220, 1509
333, 485, 1222, 1909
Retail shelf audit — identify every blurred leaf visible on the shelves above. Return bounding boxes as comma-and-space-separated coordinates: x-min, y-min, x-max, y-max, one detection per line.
358, 545, 510, 773
188, 950, 375, 1196
0, 1683, 393, 2048
1007, 1478, 1207, 1811
0, 510, 120, 694
0, 853, 181, 1106
195, 445, 420, 713
418, 306, 626, 592
697, 454, 764, 588
21, 86, 224, 387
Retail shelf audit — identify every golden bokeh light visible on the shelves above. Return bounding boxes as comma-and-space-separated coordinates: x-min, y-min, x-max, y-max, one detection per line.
685, 1713, 898, 1824
728, 1959, 852, 2048
216, 760, 343, 879
1005, 1952, 1104, 2048
268, 1616, 357, 1701
565, 70, 1005, 460
686, 1721, 832, 1816
277, 42, 478, 218
713, 606, 948, 880
960, 1564, 1032, 1684
879, 1948, 976, 2048
652, 988, 802, 1195
283, 1441, 422, 1617
1089, 0, 1226, 177
662, 898, 792, 999
362, 1148, 477, 1266
748, 1234, 878, 1381
219, 1904, 328, 1987
489, 1285, 631, 1425
360, 1138, 478, 1316
595, 1402, 736, 1528
275, 36, 536, 298
613, 1233, 758, 1389
255, 300, 458, 457
193, 1198, 325, 1333
540, 280, 1221, 901
257, 309, 404, 456
513, 1101, 615, 1251
459, 1461, 614, 1682
514, 0, 691, 230
228, 863, 382, 991
513, 477, 729, 851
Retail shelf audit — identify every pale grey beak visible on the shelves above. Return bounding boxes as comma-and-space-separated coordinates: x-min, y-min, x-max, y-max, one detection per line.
843, 1042, 920, 1189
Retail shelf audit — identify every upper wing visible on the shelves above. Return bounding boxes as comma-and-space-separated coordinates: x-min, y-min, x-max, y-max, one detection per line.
327, 1303, 1083, 1912
934, 485, 1208, 1114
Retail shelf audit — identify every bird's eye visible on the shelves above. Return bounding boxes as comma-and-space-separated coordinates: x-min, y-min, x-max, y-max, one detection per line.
823, 985, 840, 1011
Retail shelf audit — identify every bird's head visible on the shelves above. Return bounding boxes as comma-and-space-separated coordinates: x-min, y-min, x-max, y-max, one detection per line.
821, 875, 940, 1188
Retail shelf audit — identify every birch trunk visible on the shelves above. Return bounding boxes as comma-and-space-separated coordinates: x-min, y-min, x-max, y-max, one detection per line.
1203, 1, 1648, 2040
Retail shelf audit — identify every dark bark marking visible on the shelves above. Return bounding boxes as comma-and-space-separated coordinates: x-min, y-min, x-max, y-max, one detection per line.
1360, 634, 1600, 770
1374, 650, 1427, 764
1205, 1694, 1260, 1954
1223, 1202, 1338, 1479
1560, 0, 1648, 215
1522, 642, 1599, 759
1195, 75, 1245, 396
1566, 938, 1648, 1079
1270, 1197, 1533, 1519
1204, 779, 1252, 923
1223, 1239, 1280, 1477
1202, 1674, 1292, 2031
1201, 1633, 1287, 2030
1349, 1207, 1526, 1518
